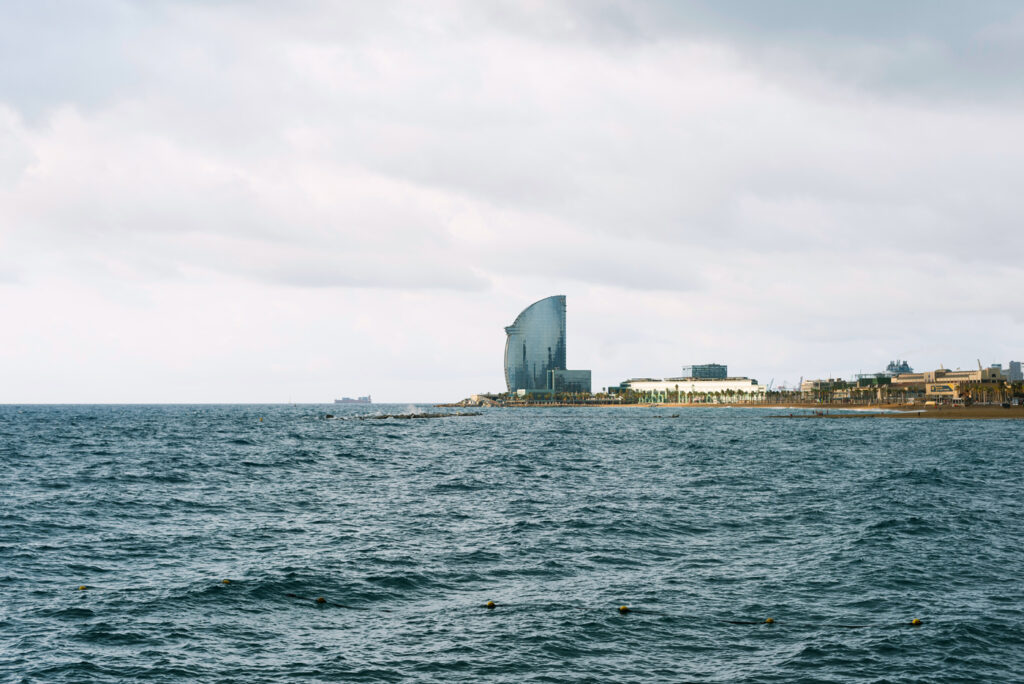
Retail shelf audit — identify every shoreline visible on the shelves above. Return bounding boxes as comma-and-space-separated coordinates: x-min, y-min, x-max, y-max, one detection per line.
439, 401, 1024, 420
796, 406, 1024, 420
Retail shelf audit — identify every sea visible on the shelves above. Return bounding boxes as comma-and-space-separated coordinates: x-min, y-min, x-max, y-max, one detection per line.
2, 404, 1023, 683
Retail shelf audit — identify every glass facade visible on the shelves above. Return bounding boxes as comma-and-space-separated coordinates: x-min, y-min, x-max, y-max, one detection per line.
680, 364, 728, 379
504, 295, 567, 392
548, 369, 592, 394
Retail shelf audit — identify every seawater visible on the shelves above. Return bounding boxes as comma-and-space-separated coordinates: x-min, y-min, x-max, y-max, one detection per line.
2, 404, 1023, 683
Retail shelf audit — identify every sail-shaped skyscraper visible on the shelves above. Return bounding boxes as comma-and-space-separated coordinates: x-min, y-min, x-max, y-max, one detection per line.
504, 295, 590, 394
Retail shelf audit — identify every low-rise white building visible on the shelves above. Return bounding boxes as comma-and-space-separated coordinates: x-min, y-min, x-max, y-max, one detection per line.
617, 377, 765, 401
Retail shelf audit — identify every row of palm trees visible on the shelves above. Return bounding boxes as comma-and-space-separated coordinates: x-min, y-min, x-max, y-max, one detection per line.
613, 381, 1024, 405
506, 389, 774, 405
628, 387, 772, 404
505, 382, 1024, 406
938, 381, 1023, 405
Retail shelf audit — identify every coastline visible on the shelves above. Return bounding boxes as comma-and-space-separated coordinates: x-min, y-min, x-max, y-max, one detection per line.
439, 401, 1024, 419
799, 406, 1024, 420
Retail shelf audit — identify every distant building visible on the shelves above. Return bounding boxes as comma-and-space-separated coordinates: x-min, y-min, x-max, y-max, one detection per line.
801, 378, 840, 394
1009, 361, 1023, 382
886, 360, 913, 375
504, 295, 566, 392
614, 376, 763, 401
801, 377, 893, 400
680, 363, 728, 379
856, 360, 913, 382
548, 369, 592, 394
504, 295, 591, 394
851, 372, 893, 386
891, 365, 1007, 399
891, 366, 1005, 388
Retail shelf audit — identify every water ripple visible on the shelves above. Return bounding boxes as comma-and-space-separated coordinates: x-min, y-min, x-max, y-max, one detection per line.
1, 404, 1021, 682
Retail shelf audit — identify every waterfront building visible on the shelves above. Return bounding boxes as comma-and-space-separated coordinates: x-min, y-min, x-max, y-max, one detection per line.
504, 295, 566, 392
892, 365, 1007, 399
614, 376, 764, 401
1009, 361, 1023, 382
891, 366, 1006, 388
680, 363, 728, 379
801, 378, 843, 395
504, 295, 591, 394
547, 369, 592, 394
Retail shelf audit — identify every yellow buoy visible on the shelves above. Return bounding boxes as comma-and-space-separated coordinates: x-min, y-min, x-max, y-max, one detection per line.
78, 585, 88, 591
911, 618, 922, 626
619, 605, 631, 614
486, 601, 496, 609
222, 579, 231, 584
764, 618, 774, 624
316, 597, 326, 604
259, 417, 263, 422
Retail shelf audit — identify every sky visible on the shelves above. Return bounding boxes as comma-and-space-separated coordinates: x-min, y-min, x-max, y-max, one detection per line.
2, 0, 1023, 403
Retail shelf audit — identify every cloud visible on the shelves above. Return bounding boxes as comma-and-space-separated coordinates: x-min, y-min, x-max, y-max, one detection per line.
545, 1, 1024, 101
0, 1, 1022, 401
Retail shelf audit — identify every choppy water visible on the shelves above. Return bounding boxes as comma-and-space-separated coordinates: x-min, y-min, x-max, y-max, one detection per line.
2, 404, 1023, 683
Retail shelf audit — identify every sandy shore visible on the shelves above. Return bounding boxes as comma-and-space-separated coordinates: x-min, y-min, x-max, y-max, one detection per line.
812, 406, 1024, 420
662, 402, 1024, 419
656, 402, 910, 410
762, 406, 1023, 420
444, 401, 1024, 419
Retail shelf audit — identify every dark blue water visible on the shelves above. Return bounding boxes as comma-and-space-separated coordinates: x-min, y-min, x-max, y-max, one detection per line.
2, 405, 1023, 682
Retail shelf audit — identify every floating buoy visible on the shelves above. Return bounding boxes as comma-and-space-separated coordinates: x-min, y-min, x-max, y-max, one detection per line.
486, 601, 496, 609
910, 618, 922, 626
316, 597, 326, 604
78, 585, 88, 591
619, 605, 631, 614
764, 618, 774, 624
222, 579, 231, 584
259, 417, 263, 422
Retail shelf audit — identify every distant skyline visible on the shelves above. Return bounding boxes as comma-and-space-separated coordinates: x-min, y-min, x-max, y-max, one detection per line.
2, 1, 1023, 403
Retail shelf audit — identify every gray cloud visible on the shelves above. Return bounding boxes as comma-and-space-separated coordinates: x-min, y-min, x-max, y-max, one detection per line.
0, 1, 1021, 401
549, 1, 1024, 101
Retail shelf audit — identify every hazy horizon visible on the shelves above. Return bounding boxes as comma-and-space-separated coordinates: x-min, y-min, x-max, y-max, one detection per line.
3, 1, 1022, 403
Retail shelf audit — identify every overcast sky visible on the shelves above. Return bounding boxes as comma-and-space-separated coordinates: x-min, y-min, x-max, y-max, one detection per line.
2, 1, 1023, 403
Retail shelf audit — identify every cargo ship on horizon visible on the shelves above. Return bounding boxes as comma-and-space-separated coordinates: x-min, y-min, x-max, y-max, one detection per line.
334, 395, 372, 404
